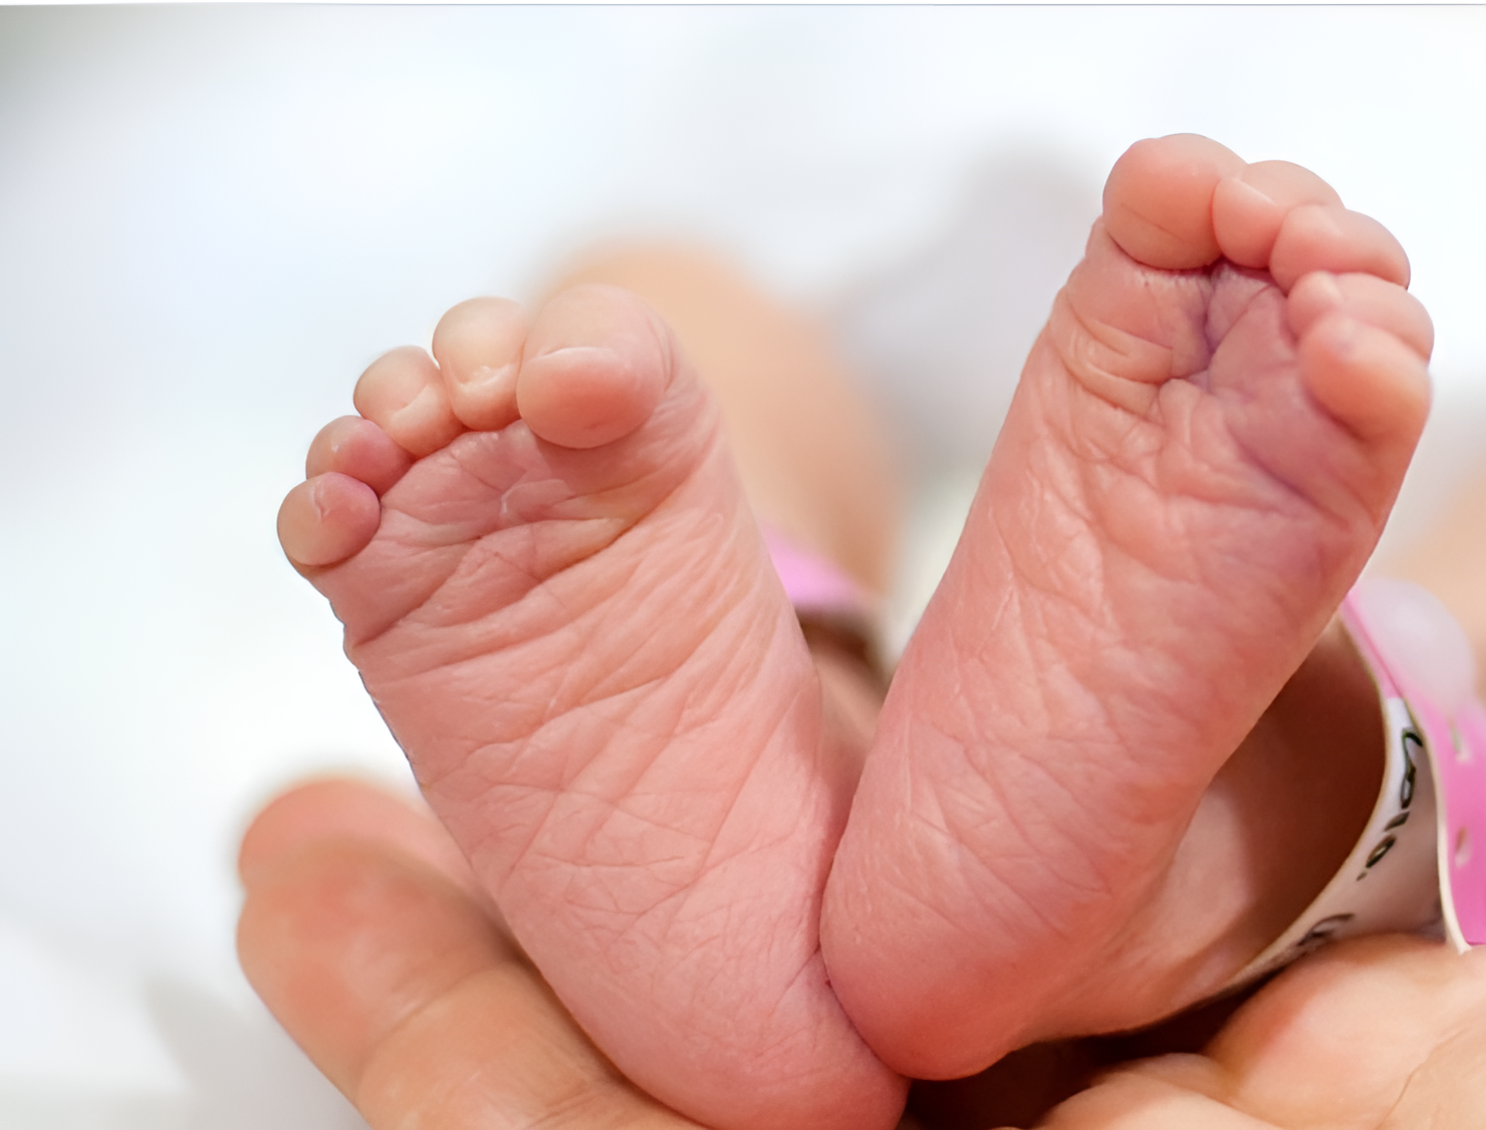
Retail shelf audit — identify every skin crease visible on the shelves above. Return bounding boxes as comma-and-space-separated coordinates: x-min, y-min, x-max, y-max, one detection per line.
270, 134, 1447, 1127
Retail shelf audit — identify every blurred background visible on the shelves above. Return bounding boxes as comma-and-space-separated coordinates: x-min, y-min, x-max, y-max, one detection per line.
2, 6, 1483, 1127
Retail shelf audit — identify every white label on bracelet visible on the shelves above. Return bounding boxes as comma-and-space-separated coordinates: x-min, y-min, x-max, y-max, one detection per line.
1346, 581, 1486, 955
1216, 582, 1486, 995
1227, 697, 1445, 987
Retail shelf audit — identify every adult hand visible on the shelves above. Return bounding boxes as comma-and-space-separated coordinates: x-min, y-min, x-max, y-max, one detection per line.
238, 778, 1486, 1129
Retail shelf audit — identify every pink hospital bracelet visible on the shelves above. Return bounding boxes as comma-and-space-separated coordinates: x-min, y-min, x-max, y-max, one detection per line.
762, 522, 883, 674
1225, 578, 1485, 989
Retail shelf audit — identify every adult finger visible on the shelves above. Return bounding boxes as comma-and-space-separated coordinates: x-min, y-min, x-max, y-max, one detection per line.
1047, 936, 1486, 1128
237, 778, 702, 1130
1210, 935, 1486, 1127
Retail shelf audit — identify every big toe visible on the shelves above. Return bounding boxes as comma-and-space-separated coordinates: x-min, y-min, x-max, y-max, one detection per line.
1101, 133, 1245, 269
516, 284, 674, 449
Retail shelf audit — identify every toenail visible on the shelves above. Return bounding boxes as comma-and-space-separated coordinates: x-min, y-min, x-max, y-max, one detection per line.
308, 476, 331, 519
529, 343, 618, 364
390, 383, 440, 422
1226, 174, 1276, 209
1322, 311, 1361, 354
524, 344, 633, 383
1309, 271, 1345, 309
1302, 202, 1344, 237
456, 361, 516, 390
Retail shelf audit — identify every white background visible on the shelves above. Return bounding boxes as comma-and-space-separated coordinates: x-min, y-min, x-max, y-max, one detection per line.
1, 7, 1483, 1126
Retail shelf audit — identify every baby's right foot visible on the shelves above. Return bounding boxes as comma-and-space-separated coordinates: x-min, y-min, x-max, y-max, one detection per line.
823, 134, 1434, 1078
277, 286, 903, 1130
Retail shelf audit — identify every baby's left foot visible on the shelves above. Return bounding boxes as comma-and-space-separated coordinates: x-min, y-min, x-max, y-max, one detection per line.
823, 135, 1434, 1079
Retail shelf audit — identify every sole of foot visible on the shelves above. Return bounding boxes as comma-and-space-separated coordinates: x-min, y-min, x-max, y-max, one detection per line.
278, 286, 903, 1130
821, 133, 1433, 1078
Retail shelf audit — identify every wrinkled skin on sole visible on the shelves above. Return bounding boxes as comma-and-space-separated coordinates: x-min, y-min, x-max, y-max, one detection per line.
280, 287, 904, 1129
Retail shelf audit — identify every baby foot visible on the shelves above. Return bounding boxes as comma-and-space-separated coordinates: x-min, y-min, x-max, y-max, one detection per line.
822, 135, 1434, 1077
277, 287, 903, 1129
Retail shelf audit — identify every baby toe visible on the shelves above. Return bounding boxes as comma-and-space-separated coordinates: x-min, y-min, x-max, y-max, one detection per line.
353, 345, 465, 457
516, 284, 674, 450
277, 472, 382, 568
1270, 204, 1411, 292
1297, 308, 1430, 457
431, 297, 527, 432
1213, 160, 1344, 268
1289, 272, 1435, 360
306, 415, 415, 495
